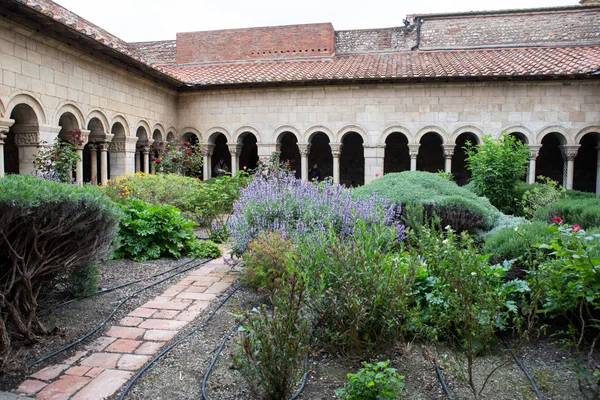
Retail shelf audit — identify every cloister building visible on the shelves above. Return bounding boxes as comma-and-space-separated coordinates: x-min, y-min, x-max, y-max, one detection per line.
1, 0, 600, 193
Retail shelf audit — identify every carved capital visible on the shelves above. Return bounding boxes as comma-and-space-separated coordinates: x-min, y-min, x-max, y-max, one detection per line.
87, 143, 98, 152
560, 145, 580, 161
200, 143, 215, 157
142, 146, 151, 154
109, 141, 126, 152
297, 143, 311, 157
0, 133, 7, 145
408, 144, 421, 158
14, 132, 40, 147
227, 144, 243, 156
442, 144, 455, 158
98, 142, 110, 152
330, 142, 343, 158
528, 145, 542, 160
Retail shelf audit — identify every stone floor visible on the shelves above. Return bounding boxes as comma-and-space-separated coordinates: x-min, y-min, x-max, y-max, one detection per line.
13, 256, 239, 400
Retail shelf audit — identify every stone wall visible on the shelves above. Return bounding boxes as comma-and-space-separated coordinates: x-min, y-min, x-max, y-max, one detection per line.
127, 41, 177, 65
335, 28, 415, 53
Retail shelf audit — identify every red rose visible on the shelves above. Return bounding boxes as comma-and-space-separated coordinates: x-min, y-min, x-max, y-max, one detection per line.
572, 224, 581, 232
184, 141, 190, 146
155, 159, 161, 164
172, 157, 178, 162
553, 216, 562, 224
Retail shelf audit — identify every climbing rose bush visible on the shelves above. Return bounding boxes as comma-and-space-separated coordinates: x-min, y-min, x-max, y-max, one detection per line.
228, 171, 403, 255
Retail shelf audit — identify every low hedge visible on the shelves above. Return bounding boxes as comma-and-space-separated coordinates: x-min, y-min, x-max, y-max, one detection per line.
534, 197, 600, 230
353, 171, 501, 232
482, 221, 554, 264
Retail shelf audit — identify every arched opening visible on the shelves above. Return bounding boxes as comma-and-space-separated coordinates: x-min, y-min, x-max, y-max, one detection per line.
418, 132, 444, 173
84, 117, 104, 183
574, 133, 599, 193
6, 104, 39, 175
537, 133, 565, 184
135, 127, 149, 173
308, 132, 332, 181
210, 133, 231, 177
109, 122, 127, 180
340, 132, 364, 187
167, 131, 175, 144
509, 132, 528, 145
278, 132, 301, 178
151, 129, 163, 171
182, 132, 199, 145
239, 133, 259, 171
57, 112, 81, 182
384, 132, 409, 174
452, 132, 479, 185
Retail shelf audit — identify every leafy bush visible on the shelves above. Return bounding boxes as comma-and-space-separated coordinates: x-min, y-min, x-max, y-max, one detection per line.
534, 198, 600, 230
191, 240, 221, 259
228, 171, 402, 255
353, 171, 500, 232
336, 360, 405, 400
114, 198, 203, 262
235, 273, 310, 400
294, 221, 415, 357
33, 129, 83, 183
483, 221, 554, 264
242, 231, 292, 292
483, 213, 529, 237
562, 190, 598, 200
464, 133, 529, 214
70, 264, 100, 298
519, 176, 563, 219
0, 175, 120, 361
154, 141, 203, 178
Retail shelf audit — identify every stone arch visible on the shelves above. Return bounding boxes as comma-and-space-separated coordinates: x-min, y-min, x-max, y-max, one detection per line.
0, 98, 6, 119
54, 102, 85, 129
277, 130, 301, 178
575, 126, 600, 145
6, 92, 47, 125
452, 131, 480, 185
167, 131, 176, 143
152, 129, 163, 143
537, 129, 569, 184
378, 125, 413, 146
502, 124, 534, 144
536, 125, 572, 146
233, 125, 262, 144
414, 125, 449, 145
205, 126, 231, 144
273, 125, 301, 144
5, 102, 40, 175
210, 133, 231, 177
304, 125, 335, 144
86, 110, 110, 134
110, 115, 130, 139
307, 130, 333, 181
451, 125, 483, 145
151, 123, 166, 141
340, 131, 365, 186
417, 129, 445, 173
179, 127, 201, 143
336, 124, 371, 146
574, 127, 600, 193
135, 120, 152, 138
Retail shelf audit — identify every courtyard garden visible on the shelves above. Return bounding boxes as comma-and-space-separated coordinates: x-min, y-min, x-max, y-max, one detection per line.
1, 134, 600, 399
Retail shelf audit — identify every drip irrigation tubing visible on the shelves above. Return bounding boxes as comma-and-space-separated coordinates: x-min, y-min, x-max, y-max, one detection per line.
30, 257, 212, 368
119, 285, 241, 400
572, 352, 599, 396
200, 316, 310, 400
500, 339, 543, 400
44, 258, 198, 311
434, 357, 454, 400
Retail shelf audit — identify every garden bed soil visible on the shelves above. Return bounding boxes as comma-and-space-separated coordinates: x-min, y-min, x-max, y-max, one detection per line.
2, 258, 599, 400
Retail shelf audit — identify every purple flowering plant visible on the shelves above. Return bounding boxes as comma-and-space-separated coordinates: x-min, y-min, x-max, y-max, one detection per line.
228, 171, 404, 255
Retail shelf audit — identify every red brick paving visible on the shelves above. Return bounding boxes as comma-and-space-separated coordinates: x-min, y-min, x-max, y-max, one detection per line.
17, 256, 238, 400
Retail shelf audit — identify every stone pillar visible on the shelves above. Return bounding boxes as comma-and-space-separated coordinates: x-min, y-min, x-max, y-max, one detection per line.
135, 149, 141, 172
298, 143, 311, 181
408, 144, 420, 172
0, 119, 14, 177
228, 144, 243, 175
143, 146, 151, 174
88, 143, 98, 184
596, 146, 600, 196
14, 124, 61, 175
560, 145, 580, 190
442, 144, 455, 174
201, 144, 215, 180
74, 129, 90, 185
331, 142, 342, 184
98, 142, 110, 185
363, 144, 385, 184
527, 145, 542, 184
257, 142, 277, 159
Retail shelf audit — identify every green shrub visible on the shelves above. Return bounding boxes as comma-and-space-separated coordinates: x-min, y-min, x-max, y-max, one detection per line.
336, 360, 405, 400
191, 240, 221, 259
562, 189, 598, 200
464, 133, 529, 214
519, 176, 563, 219
70, 264, 100, 298
483, 221, 554, 264
242, 231, 292, 292
114, 198, 202, 262
0, 175, 120, 361
154, 141, 204, 178
294, 220, 415, 357
353, 171, 500, 232
235, 273, 310, 400
483, 213, 529, 237
534, 198, 600, 230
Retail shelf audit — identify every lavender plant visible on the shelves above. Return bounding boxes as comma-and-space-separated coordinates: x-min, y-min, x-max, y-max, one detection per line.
228, 171, 403, 255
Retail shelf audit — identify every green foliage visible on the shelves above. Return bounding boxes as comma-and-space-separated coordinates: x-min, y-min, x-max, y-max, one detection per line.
562, 189, 598, 200
70, 264, 99, 298
483, 221, 554, 264
190, 240, 221, 259
294, 220, 416, 357
336, 360, 405, 400
353, 171, 500, 232
114, 198, 202, 262
235, 273, 310, 400
534, 198, 600, 230
242, 231, 292, 292
33, 129, 84, 183
154, 141, 203, 177
483, 213, 529, 237
519, 176, 564, 219
464, 133, 529, 214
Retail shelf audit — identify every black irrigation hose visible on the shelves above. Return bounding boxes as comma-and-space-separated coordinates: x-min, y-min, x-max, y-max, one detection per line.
572, 352, 599, 395
30, 258, 212, 368
119, 286, 241, 400
434, 357, 454, 400
46, 258, 198, 311
200, 316, 311, 400
501, 339, 543, 400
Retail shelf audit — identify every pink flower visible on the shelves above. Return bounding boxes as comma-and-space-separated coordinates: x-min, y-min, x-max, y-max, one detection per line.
572, 224, 581, 232
553, 216, 562, 224
243, 166, 247, 170
375, 173, 380, 177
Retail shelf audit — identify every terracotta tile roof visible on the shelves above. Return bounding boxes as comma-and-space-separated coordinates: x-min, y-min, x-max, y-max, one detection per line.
157, 45, 600, 86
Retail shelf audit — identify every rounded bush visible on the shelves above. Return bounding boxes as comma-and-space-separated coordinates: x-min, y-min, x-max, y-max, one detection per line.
534, 198, 600, 230
482, 221, 554, 264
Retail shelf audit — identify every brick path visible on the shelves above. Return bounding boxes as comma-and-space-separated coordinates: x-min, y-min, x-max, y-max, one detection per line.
16, 257, 239, 400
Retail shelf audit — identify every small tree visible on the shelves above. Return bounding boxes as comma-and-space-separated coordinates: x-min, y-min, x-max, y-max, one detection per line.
33, 129, 83, 183
464, 133, 529, 214
154, 141, 203, 178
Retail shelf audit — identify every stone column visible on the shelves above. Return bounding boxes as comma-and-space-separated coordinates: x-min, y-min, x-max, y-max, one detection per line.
201, 144, 215, 180
228, 144, 243, 175
330, 142, 342, 184
560, 145, 580, 190
408, 144, 420, 172
74, 129, 90, 185
15, 124, 61, 175
442, 144, 455, 174
363, 144, 385, 184
88, 143, 98, 184
135, 149, 141, 172
527, 145, 542, 184
0, 132, 7, 178
98, 142, 110, 185
297, 143, 311, 181
143, 146, 151, 174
